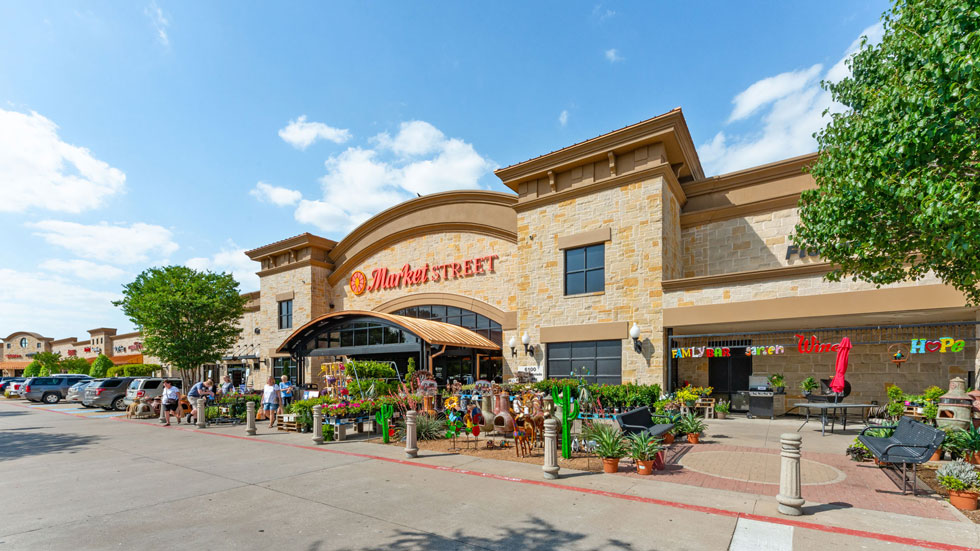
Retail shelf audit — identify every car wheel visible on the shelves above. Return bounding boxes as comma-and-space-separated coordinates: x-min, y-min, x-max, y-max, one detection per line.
112, 397, 126, 411
43, 393, 60, 404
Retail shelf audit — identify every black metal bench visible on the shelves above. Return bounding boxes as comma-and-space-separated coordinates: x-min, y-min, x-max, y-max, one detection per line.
858, 417, 944, 495
616, 406, 675, 439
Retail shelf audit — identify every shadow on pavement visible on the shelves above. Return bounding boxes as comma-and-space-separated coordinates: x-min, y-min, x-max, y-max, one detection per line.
331, 516, 634, 551
0, 410, 29, 417
0, 430, 103, 461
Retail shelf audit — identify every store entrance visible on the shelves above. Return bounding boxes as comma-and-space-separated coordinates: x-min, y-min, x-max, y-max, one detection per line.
708, 348, 752, 411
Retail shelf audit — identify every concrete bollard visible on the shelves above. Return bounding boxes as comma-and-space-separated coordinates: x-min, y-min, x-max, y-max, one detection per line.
197, 398, 207, 428
246, 401, 256, 436
336, 422, 347, 441
312, 405, 324, 445
776, 433, 805, 516
405, 410, 418, 458
543, 418, 560, 479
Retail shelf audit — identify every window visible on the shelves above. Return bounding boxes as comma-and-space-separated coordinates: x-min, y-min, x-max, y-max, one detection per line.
547, 340, 621, 385
19, 337, 28, 348
273, 358, 297, 382
278, 299, 293, 329
564, 244, 604, 295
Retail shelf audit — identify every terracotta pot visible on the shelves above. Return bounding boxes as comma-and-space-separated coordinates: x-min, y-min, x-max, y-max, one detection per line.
949, 490, 979, 511
930, 449, 943, 462
652, 450, 665, 471
687, 433, 700, 444
663, 433, 675, 445
716, 411, 727, 420
873, 457, 890, 467
602, 457, 620, 473
636, 460, 654, 475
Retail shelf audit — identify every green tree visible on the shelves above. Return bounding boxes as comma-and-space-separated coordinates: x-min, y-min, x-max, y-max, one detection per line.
22, 359, 41, 378
90, 354, 113, 378
794, 0, 980, 304
60, 356, 91, 375
113, 266, 247, 385
34, 351, 62, 376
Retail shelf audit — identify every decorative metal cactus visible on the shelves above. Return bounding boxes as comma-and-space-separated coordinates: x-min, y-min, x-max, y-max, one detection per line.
375, 403, 394, 444
551, 384, 580, 459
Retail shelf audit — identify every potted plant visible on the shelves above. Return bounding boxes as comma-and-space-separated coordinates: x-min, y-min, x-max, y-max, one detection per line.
714, 401, 730, 420
585, 422, 627, 473
799, 377, 818, 396
676, 413, 706, 444
937, 460, 980, 511
626, 432, 663, 475
958, 425, 980, 464
768, 374, 785, 394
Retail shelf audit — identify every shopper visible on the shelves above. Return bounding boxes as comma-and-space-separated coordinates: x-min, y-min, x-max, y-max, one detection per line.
161, 380, 181, 426
186, 379, 215, 423
220, 375, 235, 395
262, 376, 282, 428
278, 375, 296, 412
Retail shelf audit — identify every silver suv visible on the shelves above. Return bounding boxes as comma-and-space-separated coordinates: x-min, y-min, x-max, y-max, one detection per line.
124, 377, 182, 406
83, 377, 138, 411
22, 375, 92, 404
67, 379, 101, 404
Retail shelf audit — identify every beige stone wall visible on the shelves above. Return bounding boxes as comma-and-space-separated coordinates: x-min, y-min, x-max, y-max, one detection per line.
4, 333, 49, 360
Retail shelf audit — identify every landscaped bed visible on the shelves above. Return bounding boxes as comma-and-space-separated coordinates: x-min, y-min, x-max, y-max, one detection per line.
917, 463, 980, 524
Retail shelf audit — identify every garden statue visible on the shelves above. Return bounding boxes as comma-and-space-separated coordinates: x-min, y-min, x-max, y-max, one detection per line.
375, 403, 394, 444
514, 416, 534, 458
552, 384, 580, 459
492, 390, 514, 436
480, 394, 495, 434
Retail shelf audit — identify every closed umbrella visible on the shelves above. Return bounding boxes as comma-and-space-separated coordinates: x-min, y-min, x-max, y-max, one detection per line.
830, 337, 852, 395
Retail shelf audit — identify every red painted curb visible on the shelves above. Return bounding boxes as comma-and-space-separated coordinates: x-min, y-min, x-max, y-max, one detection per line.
11, 403, 979, 551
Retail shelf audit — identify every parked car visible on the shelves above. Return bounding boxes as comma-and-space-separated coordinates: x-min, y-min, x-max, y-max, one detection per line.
22, 375, 92, 404
0, 377, 26, 393
124, 377, 182, 406
83, 377, 137, 411
67, 379, 101, 404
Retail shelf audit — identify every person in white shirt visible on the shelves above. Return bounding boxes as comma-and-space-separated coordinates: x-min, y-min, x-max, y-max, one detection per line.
261, 377, 282, 428
161, 380, 181, 426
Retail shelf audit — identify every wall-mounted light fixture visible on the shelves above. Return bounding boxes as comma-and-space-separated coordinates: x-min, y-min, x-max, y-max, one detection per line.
254, 328, 261, 335
508, 336, 517, 357
630, 323, 642, 353
522, 331, 534, 356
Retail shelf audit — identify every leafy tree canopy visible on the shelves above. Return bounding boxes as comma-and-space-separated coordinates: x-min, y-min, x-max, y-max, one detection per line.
113, 266, 247, 374
22, 360, 41, 378
794, 0, 980, 304
34, 351, 62, 376
89, 354, 113, 378
60, 357, 91, 375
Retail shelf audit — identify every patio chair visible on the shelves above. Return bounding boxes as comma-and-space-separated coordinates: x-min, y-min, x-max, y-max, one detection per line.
858, 417, 944, 496
616, 406, 674, 439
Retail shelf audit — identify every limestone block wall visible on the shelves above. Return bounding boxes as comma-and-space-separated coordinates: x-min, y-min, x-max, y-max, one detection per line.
3, 333, 50, 360
258, 265, 316, 360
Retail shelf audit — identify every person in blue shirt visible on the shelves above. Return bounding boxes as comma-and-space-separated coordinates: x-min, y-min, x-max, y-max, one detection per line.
278, 375, 296, 413
185, 379, 214, 423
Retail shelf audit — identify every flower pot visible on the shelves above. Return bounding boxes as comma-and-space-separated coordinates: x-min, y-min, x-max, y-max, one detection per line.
636, 460, 654, 475
873, 457, 890, 467
687, 433, 700, 444
774, 386, 785, 394
716, 411, 727, 420
653, 450, 665, 471
968, 452, 979, 465
602, 457, 621, 473
663, 433, 675, 445
930, 449, 943, 462
684, 400, 696, 407
949, 490, 979, 511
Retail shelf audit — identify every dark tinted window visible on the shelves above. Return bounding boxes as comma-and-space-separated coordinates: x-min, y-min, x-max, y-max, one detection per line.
34, 377, 57, 385
142, 380, 162, 390
97, 379, 123, 388
564, 243, 604, 295
547, 340, 621, 385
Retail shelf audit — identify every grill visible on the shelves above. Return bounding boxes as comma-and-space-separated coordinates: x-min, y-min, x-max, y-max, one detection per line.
741, 376, 777, 419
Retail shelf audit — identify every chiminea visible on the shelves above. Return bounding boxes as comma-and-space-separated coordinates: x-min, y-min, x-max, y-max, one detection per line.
937, 377, 973, 431
493, 391, 514, 436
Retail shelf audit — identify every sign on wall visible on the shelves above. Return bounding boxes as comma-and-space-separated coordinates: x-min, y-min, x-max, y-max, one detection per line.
795, 334, 845, 353
671, 346, 731, 359
349, 254, 500, 296
911, 338, 965, 354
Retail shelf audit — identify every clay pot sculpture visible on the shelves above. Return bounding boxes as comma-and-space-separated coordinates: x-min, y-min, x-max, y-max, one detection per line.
493, 392, 515, 437
480, 394, 495, 434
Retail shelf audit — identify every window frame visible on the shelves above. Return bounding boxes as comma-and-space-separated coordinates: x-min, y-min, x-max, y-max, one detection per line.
546, 339, 622, 385
564, 243, 605, 296
277, 299, 293, 330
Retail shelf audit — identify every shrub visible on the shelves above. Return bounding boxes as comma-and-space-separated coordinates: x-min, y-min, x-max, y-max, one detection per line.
22, 360, 41, 378
923, 386, 945, 403
90, 354, 113, 378
583, 422, 626, 459
346, 360, 397, 379
886, 384, 904, 402
61, 357, 90, 374
106, 365, 124, 377
396, 413, 443, 441
348, 378, 397, 400
937, 461, 979, 492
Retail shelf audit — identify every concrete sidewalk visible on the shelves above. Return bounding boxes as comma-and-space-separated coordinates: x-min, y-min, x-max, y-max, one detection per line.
1, 401, 978, 550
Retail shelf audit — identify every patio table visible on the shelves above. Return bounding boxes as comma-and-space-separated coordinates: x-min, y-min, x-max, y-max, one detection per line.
794, 402, 875, 436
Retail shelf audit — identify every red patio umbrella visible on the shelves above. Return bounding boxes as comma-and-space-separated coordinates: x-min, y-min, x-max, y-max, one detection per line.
830, 337, 852, 394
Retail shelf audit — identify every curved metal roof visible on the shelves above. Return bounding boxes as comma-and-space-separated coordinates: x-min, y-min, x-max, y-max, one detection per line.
277, 310, 500, 353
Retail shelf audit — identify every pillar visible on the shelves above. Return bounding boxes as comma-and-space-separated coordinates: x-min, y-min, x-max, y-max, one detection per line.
246, 401, 256, 436
312, 405, 324, 445
197, 398, 207, 428
405, 410, 418, 458
543, 418, 559, 480
776, 433, 804, 516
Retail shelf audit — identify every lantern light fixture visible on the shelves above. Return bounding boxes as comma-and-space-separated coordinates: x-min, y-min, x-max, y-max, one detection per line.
521, 331, 534, 356
630, 323, 642, 353
508, 336, 518, 357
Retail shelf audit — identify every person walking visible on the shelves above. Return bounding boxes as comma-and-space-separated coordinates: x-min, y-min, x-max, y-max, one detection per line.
186, 379, 215, 423
278, 375, 296, 414
220, 375, 235, 395
161, 380, 181, 426
262, 376, 282, 428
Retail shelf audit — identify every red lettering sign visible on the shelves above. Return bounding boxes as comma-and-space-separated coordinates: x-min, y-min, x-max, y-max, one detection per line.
356, 254, 499, 294
795, 334, 845, 354
67, 350, 77, 356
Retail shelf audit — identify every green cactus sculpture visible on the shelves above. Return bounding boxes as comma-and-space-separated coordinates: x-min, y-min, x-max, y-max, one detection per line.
375, 403, 394, 443
552, 384, 580, 459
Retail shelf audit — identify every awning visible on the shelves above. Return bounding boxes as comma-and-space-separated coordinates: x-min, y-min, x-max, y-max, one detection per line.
0, 361, 30, 373
89, 353, 145, 365
277, 309, 500, 354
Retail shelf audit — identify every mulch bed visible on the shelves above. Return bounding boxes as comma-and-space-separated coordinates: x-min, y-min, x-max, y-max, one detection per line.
916, 463, 980, 524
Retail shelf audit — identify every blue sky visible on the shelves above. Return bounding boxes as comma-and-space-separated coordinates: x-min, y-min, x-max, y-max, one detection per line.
0, 1, 890, 339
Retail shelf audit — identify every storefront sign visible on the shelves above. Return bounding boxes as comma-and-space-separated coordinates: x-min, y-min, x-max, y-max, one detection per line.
128, 342, 143, 351
350, 254, 500, 295
5, 354, 22, 359
745, 345, 785, 356
66, 350, 77, 356
910, 338, 965, 354
785, 243, 820, 260
83, 347, 91, 353
517, 364, 543, 382
671, 346, 731, 359
795, 334, 844, 353
114, 346, 126, 353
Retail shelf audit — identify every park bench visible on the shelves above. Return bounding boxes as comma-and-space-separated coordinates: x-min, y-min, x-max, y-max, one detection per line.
616, 406, 675, 439
858, 416, 944, 495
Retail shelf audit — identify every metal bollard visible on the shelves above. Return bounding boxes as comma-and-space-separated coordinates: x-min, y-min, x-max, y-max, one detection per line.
543, 418, 560, 479
405, 410, 418, 458
246, 401, 256, 436
197, 398, 207, 428
312, 405, 324, 445
776, 433, 805, 516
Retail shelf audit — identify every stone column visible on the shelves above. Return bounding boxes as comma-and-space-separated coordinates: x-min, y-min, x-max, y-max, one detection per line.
312, 405, 324, 445
246, 401, 256, 436
405, 410, 418, 458
776, 433, 804, 516
336, 422, 347, 441
197, 398, 207, 428
543, 418, 560, 480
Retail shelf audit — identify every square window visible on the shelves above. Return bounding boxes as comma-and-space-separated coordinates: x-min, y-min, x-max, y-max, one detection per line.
564, 243, 604, 296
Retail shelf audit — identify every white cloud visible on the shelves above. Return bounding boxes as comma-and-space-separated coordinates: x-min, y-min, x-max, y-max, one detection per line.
292, 121, 495, 234
250, 181, 301, 206
278, 115, 351, 150
605, 49, 623, 63
38, 259, 129, 280
185, 245, 258, 291
144, 1, 169, 47
0, 108, 126, 213
29, 220, 178, 264
592, 4, 616, 21
558, 110, 569, 127
699, 22, 884, 176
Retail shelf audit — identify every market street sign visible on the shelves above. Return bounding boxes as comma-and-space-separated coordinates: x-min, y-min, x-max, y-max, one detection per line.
350, 254, 499, 295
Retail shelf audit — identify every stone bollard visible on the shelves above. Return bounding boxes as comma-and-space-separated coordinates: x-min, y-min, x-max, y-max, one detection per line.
312, 405, 324, 445
197, 398, 207, 428
543, 418, 560, 480
336, 422, 347, 441
776, 433, 805, 516
246, 401, 256, 436
405, 410, 418, 458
